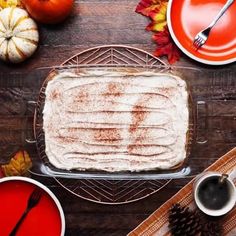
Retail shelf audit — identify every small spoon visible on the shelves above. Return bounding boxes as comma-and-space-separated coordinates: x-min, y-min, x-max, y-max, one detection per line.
218, 173, 229, 184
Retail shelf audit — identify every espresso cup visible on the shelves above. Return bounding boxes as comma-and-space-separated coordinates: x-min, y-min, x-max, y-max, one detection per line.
194, 169, 236, 216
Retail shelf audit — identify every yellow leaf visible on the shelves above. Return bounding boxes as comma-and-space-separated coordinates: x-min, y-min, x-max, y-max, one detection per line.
146, 21, 167, 32
2, 150, 32, 176
0, 0, 21, 8
150, 2, 167, 22
147, 2, 167, 32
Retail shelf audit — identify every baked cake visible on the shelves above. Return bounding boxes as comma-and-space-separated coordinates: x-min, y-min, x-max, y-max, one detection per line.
43, 70, 189, 172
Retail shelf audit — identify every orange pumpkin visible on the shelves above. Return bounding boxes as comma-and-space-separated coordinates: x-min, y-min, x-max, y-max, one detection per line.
21, 0, 74, 24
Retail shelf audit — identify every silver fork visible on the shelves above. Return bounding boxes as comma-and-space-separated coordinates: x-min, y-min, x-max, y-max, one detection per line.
9, 188, 42, 236
193, 0, 234, 49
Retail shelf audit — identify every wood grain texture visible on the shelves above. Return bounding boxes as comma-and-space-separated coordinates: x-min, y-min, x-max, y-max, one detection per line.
0, 1, 235, 235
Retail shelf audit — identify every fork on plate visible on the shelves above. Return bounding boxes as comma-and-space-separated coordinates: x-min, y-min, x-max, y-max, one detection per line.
9, 188, 42, 236
193, 0, 234, 49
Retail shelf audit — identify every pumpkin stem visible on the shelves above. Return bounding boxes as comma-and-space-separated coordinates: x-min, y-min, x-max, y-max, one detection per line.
5, 30, 14, 40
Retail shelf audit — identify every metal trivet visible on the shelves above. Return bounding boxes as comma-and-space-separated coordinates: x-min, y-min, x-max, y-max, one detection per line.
35, 45, 178, 204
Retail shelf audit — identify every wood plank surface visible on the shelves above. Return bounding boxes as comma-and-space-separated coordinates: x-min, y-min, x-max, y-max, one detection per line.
0, 1, 235, 235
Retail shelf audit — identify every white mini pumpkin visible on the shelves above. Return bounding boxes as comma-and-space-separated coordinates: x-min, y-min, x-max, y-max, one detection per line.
0, 7, 39, 63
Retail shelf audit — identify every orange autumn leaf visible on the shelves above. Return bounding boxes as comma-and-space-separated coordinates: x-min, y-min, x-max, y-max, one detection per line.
146, 2, 167, 32
152, 26, 181, 64
1, 150, 32, 177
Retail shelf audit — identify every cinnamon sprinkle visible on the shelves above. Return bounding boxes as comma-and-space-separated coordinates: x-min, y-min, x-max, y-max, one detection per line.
73, 90, 89, 109
49, 89, 61, 100
94, 128, 121, 144
128, 95, 154, 154
91, 82, 125, 144
103, 82, 123, 97
75, 90, 88, 102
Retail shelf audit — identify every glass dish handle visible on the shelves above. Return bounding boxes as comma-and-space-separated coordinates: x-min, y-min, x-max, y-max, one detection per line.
196, 100, 208, 144
25, 101, 37, 144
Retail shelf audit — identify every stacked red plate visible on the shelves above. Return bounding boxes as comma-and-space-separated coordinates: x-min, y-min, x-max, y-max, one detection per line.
167, 0, 236, 65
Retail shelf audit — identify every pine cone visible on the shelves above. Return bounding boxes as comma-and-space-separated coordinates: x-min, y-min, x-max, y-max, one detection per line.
169, 204, 201, 236
169, 203, 223, 236
201, 218, 222, 236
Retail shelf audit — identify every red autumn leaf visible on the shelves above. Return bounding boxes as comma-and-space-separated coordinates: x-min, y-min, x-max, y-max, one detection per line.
152, 26, 170, 43
154, 44, 180, 64
152, 27, 181, 64
135, 0, 167, 17
135, 0, 156, 16
136, 0, 182, 63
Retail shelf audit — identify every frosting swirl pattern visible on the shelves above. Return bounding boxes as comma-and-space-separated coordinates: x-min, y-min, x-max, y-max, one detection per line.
43, 70, 189, 172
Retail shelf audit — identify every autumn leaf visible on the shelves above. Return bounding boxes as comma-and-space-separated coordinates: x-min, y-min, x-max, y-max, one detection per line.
1, 150, 32, 177
152, 26, 181, 64
136, 0, 182, 63
0, 0, 22, 8
146, 2, 168, 32
146, 20, 167, 32
136, 0, 168, 17
136, 0, 168, 31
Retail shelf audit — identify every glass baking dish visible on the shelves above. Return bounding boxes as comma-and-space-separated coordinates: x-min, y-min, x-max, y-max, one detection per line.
26, 64, 207, 180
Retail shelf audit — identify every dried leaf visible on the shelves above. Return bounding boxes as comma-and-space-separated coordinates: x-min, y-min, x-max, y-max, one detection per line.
152, 27, 181, 64
146, 2, 167, 32
146, 20, 167, 32
136, 0, 182, 63
0, 0, 22, 8
136, 0, 167, 17
1, 150, 32, 176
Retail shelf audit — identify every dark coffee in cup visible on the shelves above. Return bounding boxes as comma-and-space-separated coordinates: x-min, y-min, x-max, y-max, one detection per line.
194, 171, 236, 216
198, 176, 231, 210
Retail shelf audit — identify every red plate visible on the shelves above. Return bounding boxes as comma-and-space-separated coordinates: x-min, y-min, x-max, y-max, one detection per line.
0, 177, 65, 236
167, 0, 236, 65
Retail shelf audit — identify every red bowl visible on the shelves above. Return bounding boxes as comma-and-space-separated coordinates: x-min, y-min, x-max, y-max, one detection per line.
0, 177, 65, 236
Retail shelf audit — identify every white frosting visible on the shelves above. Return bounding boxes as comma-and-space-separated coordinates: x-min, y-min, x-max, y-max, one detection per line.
43, 70, 189, 172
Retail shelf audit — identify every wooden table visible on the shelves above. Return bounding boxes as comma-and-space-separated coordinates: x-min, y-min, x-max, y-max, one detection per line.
0, 1, 235, 235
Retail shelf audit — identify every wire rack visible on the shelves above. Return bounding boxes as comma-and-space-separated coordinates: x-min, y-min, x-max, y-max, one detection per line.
34, 45, 196, 204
